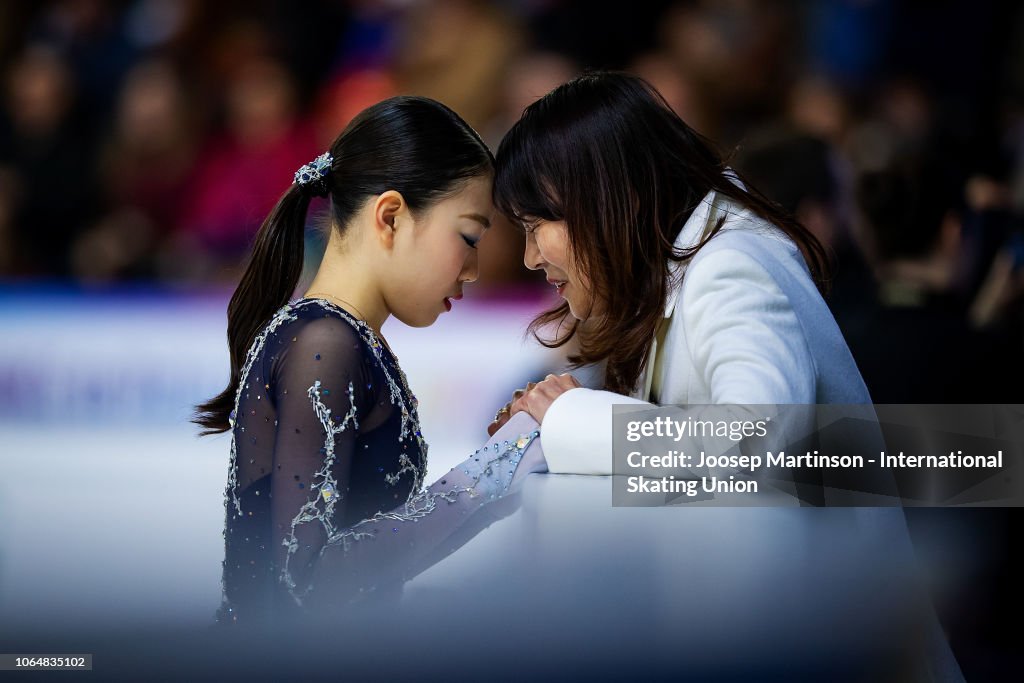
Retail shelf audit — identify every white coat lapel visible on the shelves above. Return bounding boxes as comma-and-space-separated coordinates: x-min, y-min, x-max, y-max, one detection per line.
634, 190, 719, 400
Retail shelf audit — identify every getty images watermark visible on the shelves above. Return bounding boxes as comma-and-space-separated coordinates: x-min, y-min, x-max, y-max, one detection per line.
611, 404, 1022, 507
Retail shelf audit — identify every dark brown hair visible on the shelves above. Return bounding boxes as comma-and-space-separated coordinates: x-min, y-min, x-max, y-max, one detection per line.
494, 72, 830, 395
195, 96, 493, 434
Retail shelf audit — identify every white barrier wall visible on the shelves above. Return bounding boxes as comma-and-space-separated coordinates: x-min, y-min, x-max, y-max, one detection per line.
0, 287, 559, 625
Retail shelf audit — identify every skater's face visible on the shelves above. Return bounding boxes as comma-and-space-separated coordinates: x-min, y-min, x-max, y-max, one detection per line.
381, 174, 493, 327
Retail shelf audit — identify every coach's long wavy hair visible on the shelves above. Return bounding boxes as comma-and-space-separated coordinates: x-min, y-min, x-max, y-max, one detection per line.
195, 96, 493, 434
494, 72, 830, 395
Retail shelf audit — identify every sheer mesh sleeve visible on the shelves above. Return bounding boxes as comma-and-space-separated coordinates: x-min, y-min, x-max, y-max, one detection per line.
303, 411, 545, 612
220, 299, 546, 624
267, 315, 374, 603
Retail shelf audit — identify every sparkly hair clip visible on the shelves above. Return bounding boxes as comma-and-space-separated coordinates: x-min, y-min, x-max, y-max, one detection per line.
293, 151, 333, 198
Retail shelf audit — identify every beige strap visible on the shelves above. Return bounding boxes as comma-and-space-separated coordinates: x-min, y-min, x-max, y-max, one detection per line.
647, 316, 670, 401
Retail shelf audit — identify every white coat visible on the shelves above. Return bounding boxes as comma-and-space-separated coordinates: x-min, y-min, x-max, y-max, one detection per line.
540, 188, 871, 474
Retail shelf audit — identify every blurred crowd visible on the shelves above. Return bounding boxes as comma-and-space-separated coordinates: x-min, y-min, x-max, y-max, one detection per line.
1, 0, 1023, 397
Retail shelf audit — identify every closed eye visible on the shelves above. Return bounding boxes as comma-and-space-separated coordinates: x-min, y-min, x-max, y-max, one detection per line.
461, 234, 479, 249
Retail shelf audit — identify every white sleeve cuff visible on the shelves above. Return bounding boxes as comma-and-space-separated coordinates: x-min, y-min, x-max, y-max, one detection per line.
540, 388, 649, 475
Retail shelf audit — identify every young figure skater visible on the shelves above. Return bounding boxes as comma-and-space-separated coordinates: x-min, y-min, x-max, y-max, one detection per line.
196, 96, 542, 623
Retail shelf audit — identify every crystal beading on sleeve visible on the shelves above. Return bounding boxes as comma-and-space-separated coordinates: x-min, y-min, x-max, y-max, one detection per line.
217, 299, 545, 622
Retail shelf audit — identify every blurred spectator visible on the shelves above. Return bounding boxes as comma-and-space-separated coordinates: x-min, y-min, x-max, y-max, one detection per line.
787, 75, 850, 146
0, 43, 97, 275
394, 0, 519, 132
737, 129, 841, 248
527, 0, 672, 73
961, 175, 1024, 377
841, 153, 1018, 402
29, 0, 138, 115
735, 126, 872, 322
169, 55, 316, 280
631, 51, 706, 134
658, 0, 797, 143
845, 77, 937, 176
802, 0, 891, 92
71, 58, 197, 281
313, 68, 396, 150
